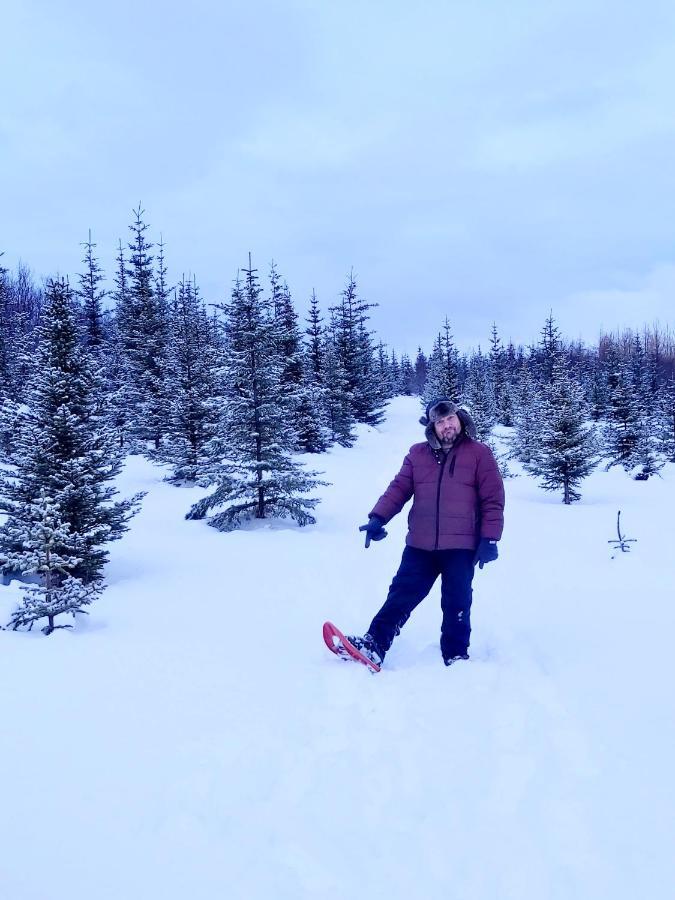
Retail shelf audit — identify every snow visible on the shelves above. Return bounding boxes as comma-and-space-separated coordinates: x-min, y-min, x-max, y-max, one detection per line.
1, 396, 673, 900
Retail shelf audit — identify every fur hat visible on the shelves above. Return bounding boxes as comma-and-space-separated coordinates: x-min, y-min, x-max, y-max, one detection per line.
419, 398, 458, 426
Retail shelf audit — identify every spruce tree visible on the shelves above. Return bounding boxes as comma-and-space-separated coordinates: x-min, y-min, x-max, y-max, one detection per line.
511, 361, 543, 465
0, 260, 39, 405
0, 254, 10, 396
463, 351, 496, 441
186, 259, 325, 530
524, 353, 598, 503
399, 353, 415, 395
114, 206, 170, 451
374, 342, 393, 401
3, 495, 102, 634
630, 335, 663, 476
323, 333, 356, 446
77, 231, 107, 350
106, 240, 135, 448
389, 349, 400, 395
489, 324, 516, 426
655, 374, 675, 462
413, 348, 428, 395
329, 271, 384, 426
603, 346, 642, 471
156, 276, 220, 483
270, 266, 304, 447
297, 290, 331, 453
424, 320, 461, 404
0, 279, 143, 631
537, 312, 563, 384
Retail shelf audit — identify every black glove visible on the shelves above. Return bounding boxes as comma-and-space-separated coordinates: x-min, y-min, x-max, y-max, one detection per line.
359, 515, 387, 548
474, 538, 498, 569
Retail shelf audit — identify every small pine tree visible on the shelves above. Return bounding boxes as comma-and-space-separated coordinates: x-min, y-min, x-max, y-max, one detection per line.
329, 271, 384, 426
413, 347, 428, 395
186, 259, 326, 530
270, 267, 304, 447
324, 331, 356, 447
510, 362, 544, 465
463, 352, 496, 441
156, 276, 220, 483
2, 495, 102, 634
536, 312, 563, 384
424, 320, 461, 403
603, 348, 642, 471
399, 353, 415, 395
373, 343, 393, 401
389, 349, 400, 395
654, 375, 675, 462
115, 206, 170, 451
524, 354, 598, 503
296, 290, 331, 453
0, 280, 143, 630
77, 231, 107, 350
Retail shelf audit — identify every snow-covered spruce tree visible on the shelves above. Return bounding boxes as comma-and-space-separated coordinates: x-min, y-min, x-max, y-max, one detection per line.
329, 271, 384, 426
270, 265, 304, 447
489, 323, 515, 426
156, 276, 221, 483
586, 353, 609, 421
389, 349, 400, 395
399, 353, 415, 395
324, 335, 356, 446
510, 361, 544, 465
654, 374, 675, 462
114, 206, 170, 451
413, 347, 428, 395
154, 234, 171, 311
374, 342, 393, 400
535, 312, 563, 384
105, 240, 137, 450
424, 320, 461, 404
602, 345, 643, 471
77, 231, 107, 351
629, 334, 664, 476
0, 279, 143, 631
0, 260, 40, 406
523, 353, 598, 503
2, 495, 102, 634
0, 253, 10, 397
294, 357, 332, 454
463, 351, 496, 441
186, 259, 326, 530
295, 290, 331, 453
324, 307, 357, 446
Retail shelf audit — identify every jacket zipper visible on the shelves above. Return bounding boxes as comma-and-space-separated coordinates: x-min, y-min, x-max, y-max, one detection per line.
434, 451, 457, 549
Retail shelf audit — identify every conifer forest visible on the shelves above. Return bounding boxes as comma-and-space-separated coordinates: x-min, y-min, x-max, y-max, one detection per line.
1, 208, 675, 633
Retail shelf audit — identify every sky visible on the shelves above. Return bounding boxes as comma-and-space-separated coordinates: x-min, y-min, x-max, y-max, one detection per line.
3, 0, 675, 355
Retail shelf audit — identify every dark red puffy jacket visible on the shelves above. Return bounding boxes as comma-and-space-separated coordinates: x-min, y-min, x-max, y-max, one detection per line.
369, 435, 505, 551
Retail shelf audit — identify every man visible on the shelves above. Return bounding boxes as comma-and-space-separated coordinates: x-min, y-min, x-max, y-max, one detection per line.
349, 398, 505, 668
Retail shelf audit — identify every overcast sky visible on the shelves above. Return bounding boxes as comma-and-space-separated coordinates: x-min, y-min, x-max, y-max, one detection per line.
3, 0, 675, 355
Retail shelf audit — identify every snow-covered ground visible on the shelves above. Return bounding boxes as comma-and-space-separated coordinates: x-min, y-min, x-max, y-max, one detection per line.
1, 396, 673, 900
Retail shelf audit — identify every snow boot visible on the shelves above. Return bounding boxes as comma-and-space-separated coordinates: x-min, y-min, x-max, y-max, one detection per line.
443, 653, 469, 667
345, 632, 383, 668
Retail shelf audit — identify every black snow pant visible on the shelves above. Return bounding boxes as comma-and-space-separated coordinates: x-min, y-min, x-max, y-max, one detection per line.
367, 545, 475, 662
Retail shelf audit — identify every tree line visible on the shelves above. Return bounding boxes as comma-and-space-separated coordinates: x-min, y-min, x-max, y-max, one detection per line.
1, 207, 674, 633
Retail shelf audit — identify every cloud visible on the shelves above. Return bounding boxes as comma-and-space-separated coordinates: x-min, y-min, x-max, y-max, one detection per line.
558, 264, 675, 341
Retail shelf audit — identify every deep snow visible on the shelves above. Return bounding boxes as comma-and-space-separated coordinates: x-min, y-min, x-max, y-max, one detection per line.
1, 396, 673, 900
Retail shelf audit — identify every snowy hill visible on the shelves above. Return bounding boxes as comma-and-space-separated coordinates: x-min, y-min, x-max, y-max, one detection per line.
1, 396, 673, 900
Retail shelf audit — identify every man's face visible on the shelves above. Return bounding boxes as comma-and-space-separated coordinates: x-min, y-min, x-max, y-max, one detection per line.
434, 412, 462, 444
